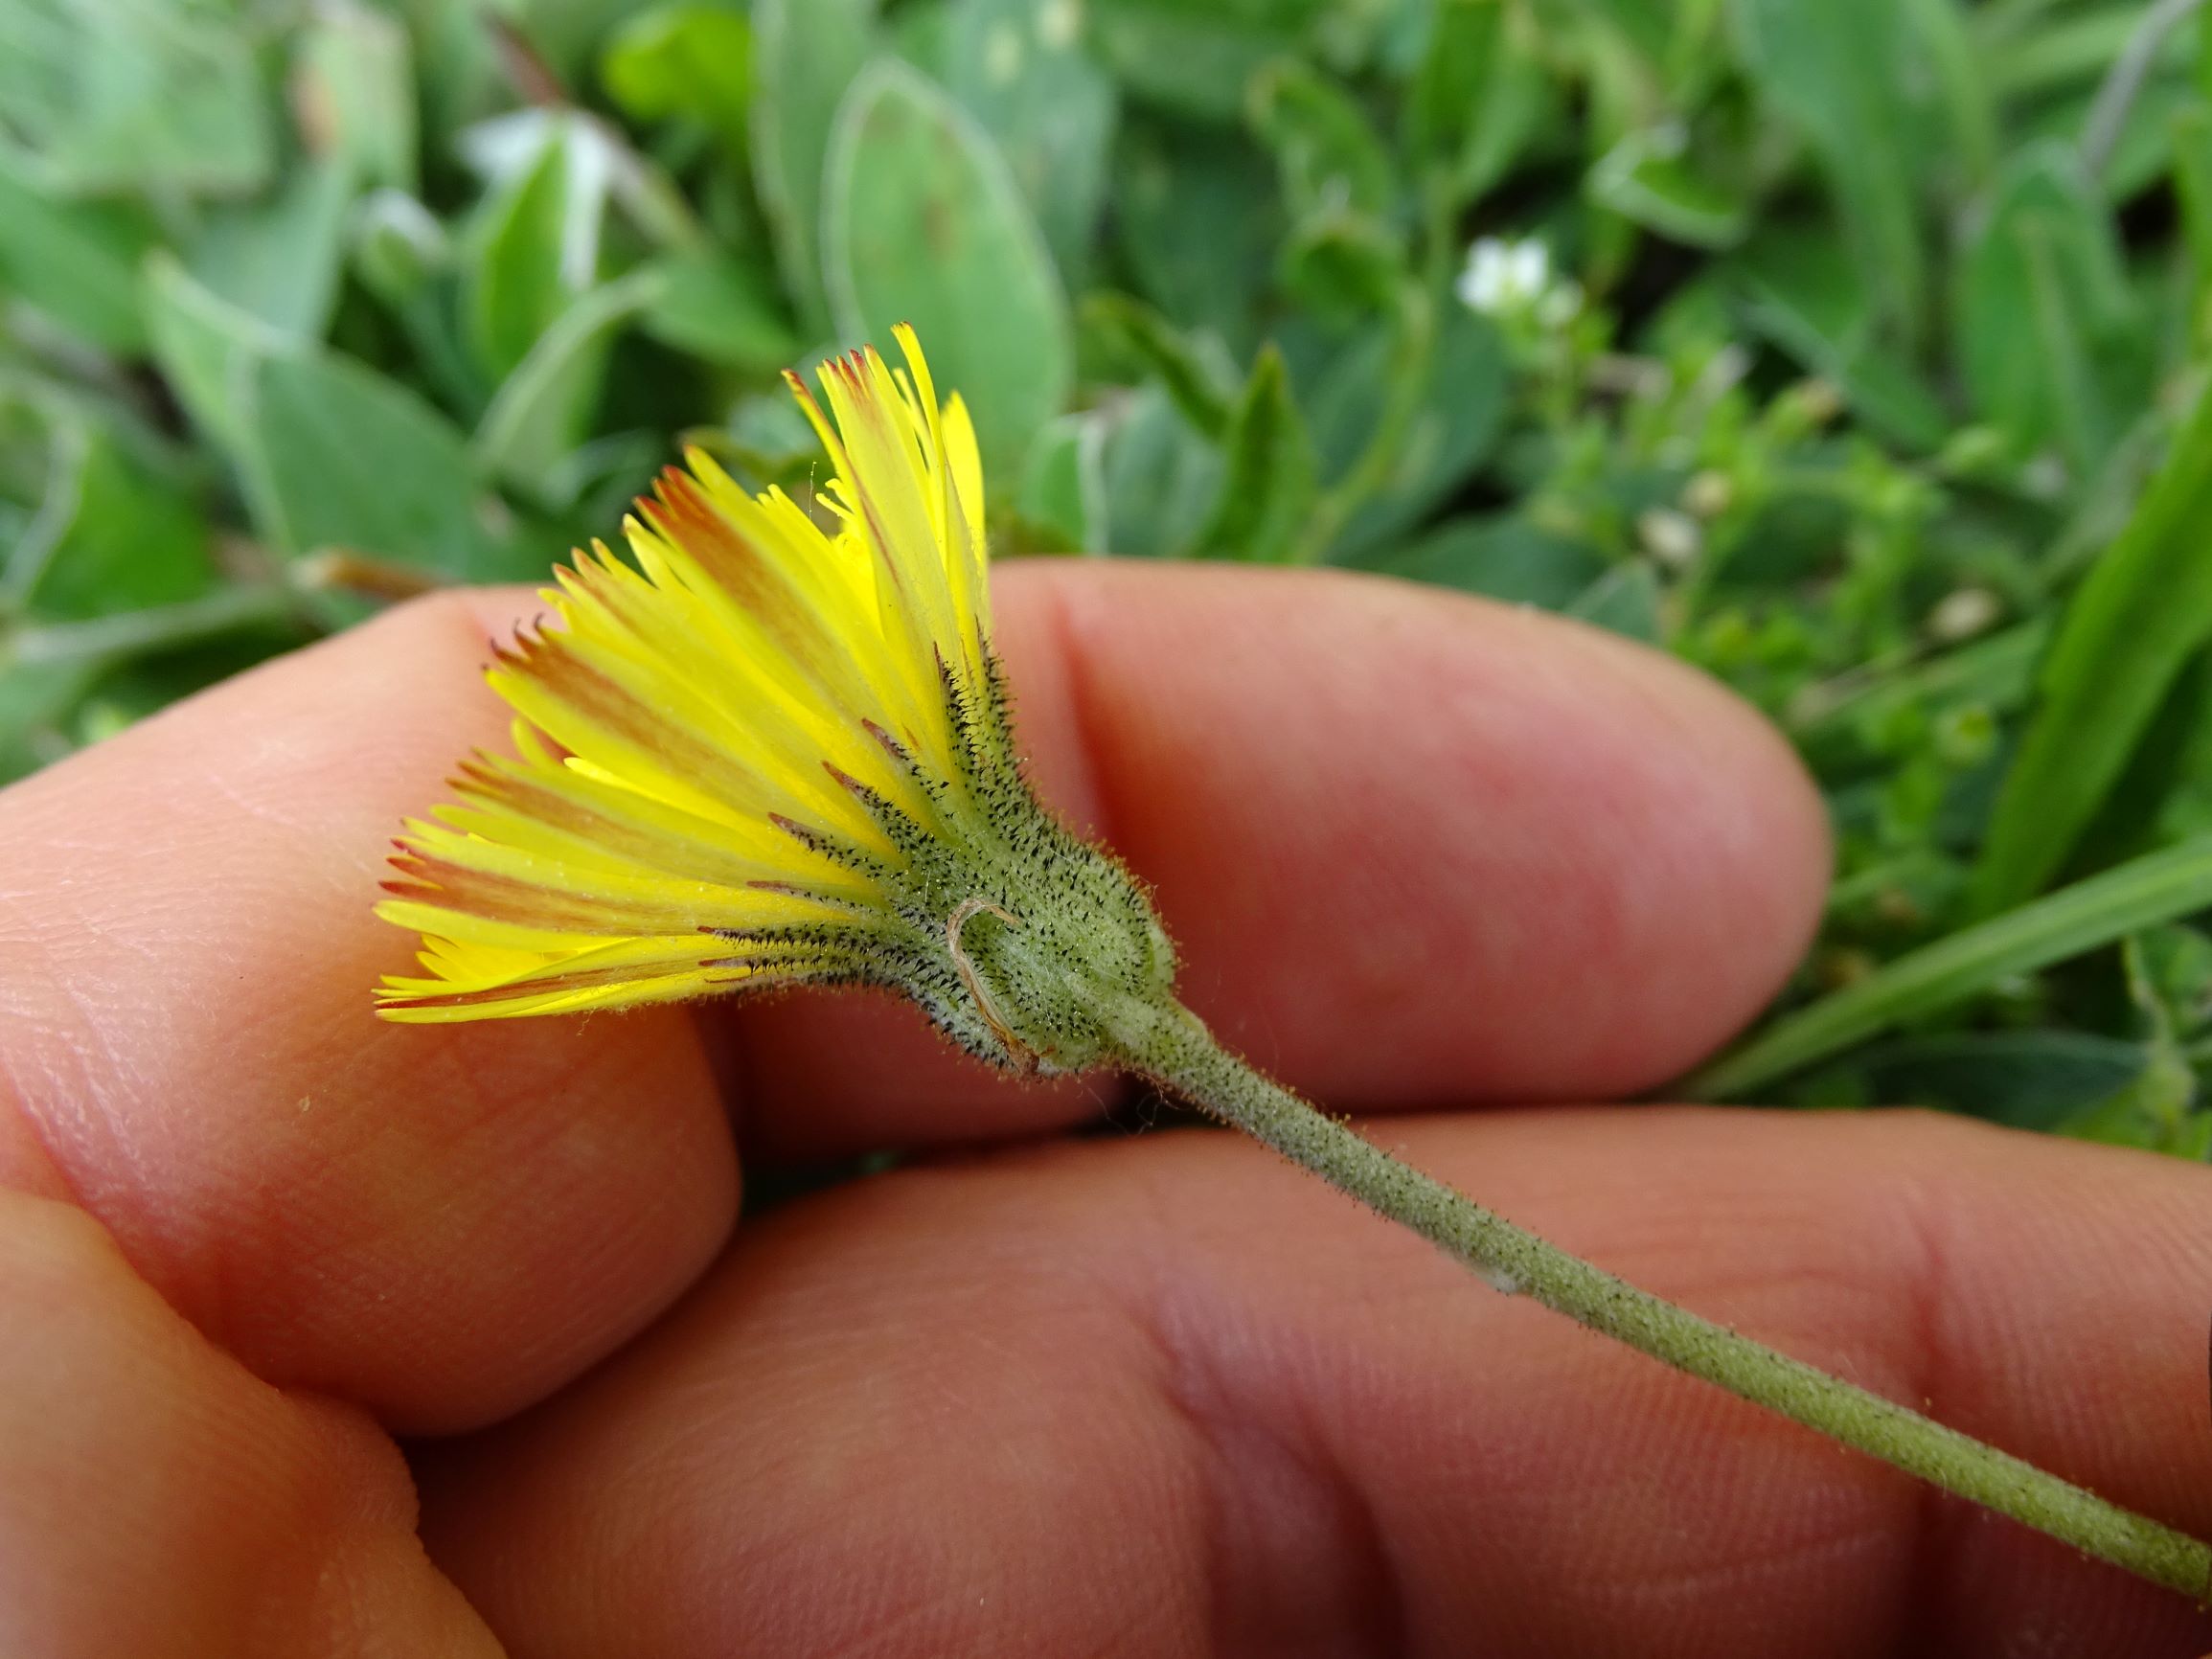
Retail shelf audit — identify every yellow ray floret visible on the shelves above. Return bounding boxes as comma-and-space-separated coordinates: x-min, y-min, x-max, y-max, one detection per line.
376, 326, 992, 1021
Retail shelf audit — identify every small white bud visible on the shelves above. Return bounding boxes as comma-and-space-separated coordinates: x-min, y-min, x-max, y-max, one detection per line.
1927, 587, 2001, 643
1637, 507, 1703, 570
1683, 469, 1733, 518
2018, 452, 2070, 501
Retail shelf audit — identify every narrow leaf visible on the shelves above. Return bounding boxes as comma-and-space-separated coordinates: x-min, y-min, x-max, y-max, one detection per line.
475, 267, 666, 499
1973, 382, 2212, 912
1404, 0, 1501, 173
1194, 344, 1318, 563
1687, 834, 2212, 1101
463, 131, 582, 382
1082, 292, 1235, 439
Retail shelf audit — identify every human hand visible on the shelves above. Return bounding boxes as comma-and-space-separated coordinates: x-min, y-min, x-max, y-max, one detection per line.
1, 562, 2205, 1656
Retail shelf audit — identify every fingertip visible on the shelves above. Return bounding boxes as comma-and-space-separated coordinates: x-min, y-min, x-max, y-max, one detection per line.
0, 1192, 506, 1657
0, 588, 742, 1428
1005, 561, 1832, 1100
722, 560, 1834, 1150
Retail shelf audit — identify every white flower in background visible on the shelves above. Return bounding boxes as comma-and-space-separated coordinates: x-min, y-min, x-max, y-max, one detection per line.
1456, 237, 1583, 328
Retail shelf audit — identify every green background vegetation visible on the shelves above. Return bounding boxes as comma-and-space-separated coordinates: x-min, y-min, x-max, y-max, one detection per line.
7, 0, 2212, 1150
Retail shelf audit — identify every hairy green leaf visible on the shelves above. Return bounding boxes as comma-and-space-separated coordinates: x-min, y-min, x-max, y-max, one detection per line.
823, 59, 1073, 480
751, 0, 877, 330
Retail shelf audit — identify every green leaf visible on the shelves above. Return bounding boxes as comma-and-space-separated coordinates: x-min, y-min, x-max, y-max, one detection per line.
1449, 7, 1558, 205
1311, 305, 1510, 557
1685, 832, 2212, 1101
186, 159, 357, 339
500, 0, 657, 88
463, 127, 589, 382
2173, 102, 2212, 343
2059, 1043, 2198, 1152
1972, 382, 2212, 913
0, 150, 156, 353
392, 0, 509, 165
1730, 0, 1928, 338
142, 254, 289, 453
707, 385, 823, 489
1723, 224, 1950, 451
1794, 1030, 2148, 1130
144, 257, 518, 584
1790, 621, 2049, 761
1346, 513, 1606, 608
1193, 343, 1318, 563
941, 0, 1119, 278
1111, 117, 1280, 354
1081, 291, 1236, 440
638, 250, 801, 373
250, 351, 521, 580
1588, 126, 1750, 251
1278, 205, 1404, 319
1899, 0, 1996, 184
1246, 57, 1395, 222
1099, 385, 1223, 557
0, 0, 272, 196
351, 189, 453, 309
2066, 650, 2212, 876
0, 656, 102, 784
2, 401, 210, 622
751, 0, 878, 330
1084, 0, 1305, 120
602, 2, 753, 150
823, 58, 1074, 481
7, 586, 295, 675
1015, 412, 1108, 554
1404, 0, 1501, 173
1953, 142, 2145, 470
292, 0, 418, 191
475, 267, 666, 500
2139, 922, 2212, 1035
1567, 561, 1664, 643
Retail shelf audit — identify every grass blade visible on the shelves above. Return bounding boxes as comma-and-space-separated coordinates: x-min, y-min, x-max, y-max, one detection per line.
1680, 833, 2212, 1101
1971, 378, 2212, 913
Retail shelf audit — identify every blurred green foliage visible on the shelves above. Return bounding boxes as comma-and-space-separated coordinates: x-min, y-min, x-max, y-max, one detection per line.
7, 0, 2212, 1152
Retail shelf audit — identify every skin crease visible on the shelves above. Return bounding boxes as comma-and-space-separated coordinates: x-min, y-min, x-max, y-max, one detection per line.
0, 561, 2198, 1655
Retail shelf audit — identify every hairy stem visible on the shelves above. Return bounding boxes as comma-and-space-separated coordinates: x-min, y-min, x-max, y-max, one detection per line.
1108, 995, 2212, 1601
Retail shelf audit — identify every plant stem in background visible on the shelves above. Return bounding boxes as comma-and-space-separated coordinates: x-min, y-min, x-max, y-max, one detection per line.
1109, 994, 2212, 1602
2, 585, 303, 669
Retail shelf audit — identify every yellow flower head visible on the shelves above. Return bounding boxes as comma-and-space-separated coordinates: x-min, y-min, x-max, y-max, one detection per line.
377, 326, 1174, 1074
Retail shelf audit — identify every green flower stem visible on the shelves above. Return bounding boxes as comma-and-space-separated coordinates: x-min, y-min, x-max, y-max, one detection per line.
1107, 994, 2212, 1601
